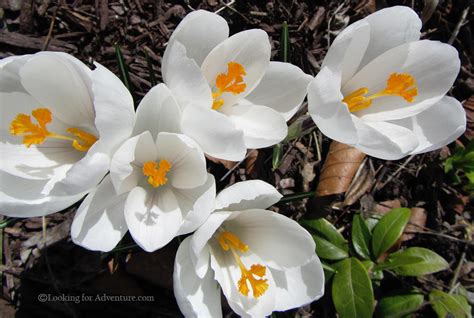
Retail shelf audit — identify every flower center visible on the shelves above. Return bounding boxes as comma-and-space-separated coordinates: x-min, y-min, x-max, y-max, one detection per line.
9, 108, 97, 152
212, 62, 247, 110
142, 160, 172, 188
342, 73, 418, 113
218, 231, 268, 298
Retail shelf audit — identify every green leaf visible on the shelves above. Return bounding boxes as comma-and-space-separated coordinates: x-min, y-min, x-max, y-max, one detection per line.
313, 235, 348, 261
272, 143, 282, 171
282, 115, 315, 143
322, 262, 336, 283
352, 214, 372, 259
332, 257, 374, 318
279, 21, 290, 63
376, 293, 424, 318
375, 247, 449, 276
114, 44, 132, 93
372, 208, 411, 259
429, 290, 472, 318
301, 218, 347, 251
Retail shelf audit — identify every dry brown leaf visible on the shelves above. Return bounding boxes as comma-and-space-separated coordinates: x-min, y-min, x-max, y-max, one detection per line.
206, 154, 236, 170
343, 161, 375, 206
463, 95, 474, 140
245, 149, 259, 177
107, 258, 118, 274
315, 141, 366, 197
373, 199, 402, 214
401, 207, 427, 241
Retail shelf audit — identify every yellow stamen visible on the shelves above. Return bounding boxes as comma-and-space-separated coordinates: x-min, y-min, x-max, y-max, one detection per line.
343, 73, 418, 112
142, 160, 172, 188
9, 108, 97, 151
218, 231, 269, 298
212, 62, 247, 110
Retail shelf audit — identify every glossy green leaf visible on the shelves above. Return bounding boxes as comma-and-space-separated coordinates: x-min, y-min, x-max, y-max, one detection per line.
352, 214, 372, 259
375, 247, 449, 276
429, 290, 472, 318
313, 235, 348, 261
322, 262, 336, 283
376, 293, 424, 318
332, 257, 374, 318
372, 208, 411, 258
301, 218, 347, 250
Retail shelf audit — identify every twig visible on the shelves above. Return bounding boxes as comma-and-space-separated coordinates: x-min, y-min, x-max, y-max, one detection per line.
215, 0, 236, 14
377, 155, 415, 190
448, 5, 470, 45
449, 243, 467, 292
219, 151, 252, 182
42, 4, 60, 51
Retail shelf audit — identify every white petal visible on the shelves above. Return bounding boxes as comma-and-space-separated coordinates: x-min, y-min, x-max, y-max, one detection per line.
272, 256, 325, 311
175, 174, 216, 235
71, 175, 128, 252
322, 20, 370, 84
162, 9, 229, 79
0, 170, 84, 217
164, 41, 213, 109
201, 29, 271, 107
391, 96, 466, 154
125, 186, 183, 252
228, 104, 287, 149
346, 40, 460, 121
49, 146, 110, 196
226, 209, 316, 270
215, 180, 282, 211
209, 243, 276, 317
91, 62, 135, 154
358, 6, 422, 69
110, 131, 158, 195
352, 117, 419, 160
132, 83, 182, 138
307, 67, 358, 144
0, 92, 80, 180
19, 53, 95, 127
190, 211, 233, 278
245, 62, 312, 120
174, 237, 222, 318
181, 106, 246, 161
0, 55, 30, 93
155, 132, 207, 189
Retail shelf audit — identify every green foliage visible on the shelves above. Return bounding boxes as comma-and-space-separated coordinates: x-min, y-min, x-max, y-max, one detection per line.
375, 247, 449, 276
429, 290, 472, 318
375, 293, 424, 318
371, 208, 411, 259
114, 44, 132, 93
303, 207, 454, 318
332, 258, 374, 318
445, 141, 474, 194
301, 218, 349, 260
351, 214, 372, 259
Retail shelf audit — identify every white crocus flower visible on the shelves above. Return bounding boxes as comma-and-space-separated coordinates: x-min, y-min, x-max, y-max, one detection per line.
308, 6, 466, 160
161, 10, 313, 161
0, 52, 135, 217
174, 180, 324, 317
71, 84, 216, 252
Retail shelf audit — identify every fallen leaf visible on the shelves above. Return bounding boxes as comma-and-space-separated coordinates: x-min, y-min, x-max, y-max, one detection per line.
401, 207, 428, 241
315, 141, 366, 197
